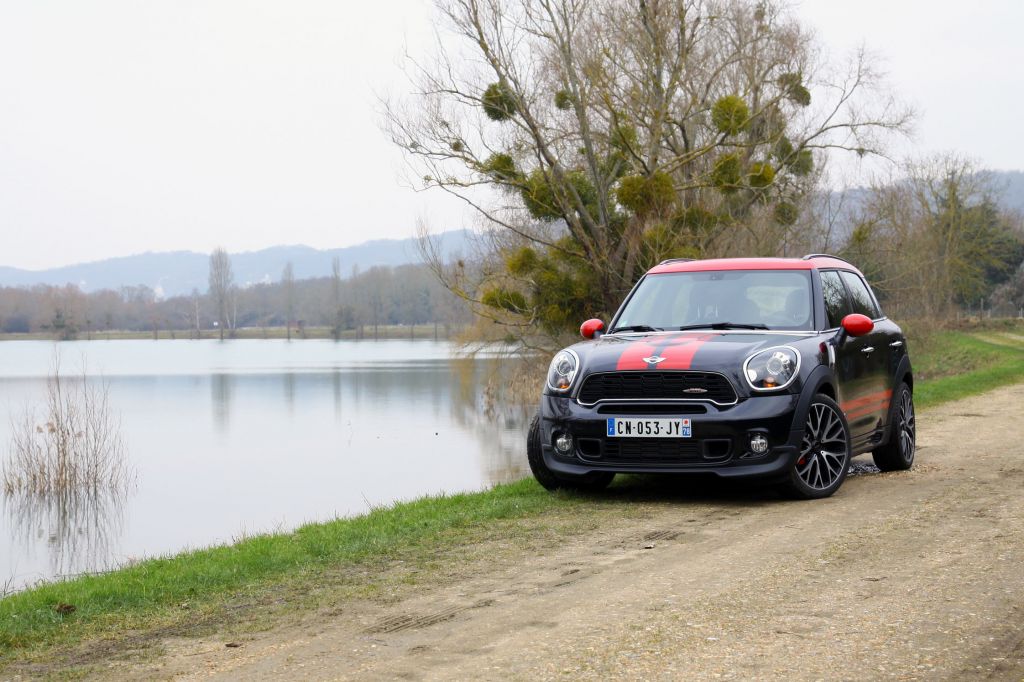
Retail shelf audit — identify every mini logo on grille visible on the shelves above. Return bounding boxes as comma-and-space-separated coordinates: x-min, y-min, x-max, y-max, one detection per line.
683, 387, 708, 394
642, 355, 666, 365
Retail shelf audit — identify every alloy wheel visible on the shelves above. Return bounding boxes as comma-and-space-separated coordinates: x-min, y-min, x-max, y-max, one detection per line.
898, 390, 916, 464
797, 402, 849, 490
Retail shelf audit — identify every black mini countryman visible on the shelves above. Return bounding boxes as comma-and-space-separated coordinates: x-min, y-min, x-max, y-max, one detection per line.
528, 255, 916, 499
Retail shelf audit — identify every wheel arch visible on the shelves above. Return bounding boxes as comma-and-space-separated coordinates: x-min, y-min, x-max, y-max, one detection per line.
815, 380, 837, 401
793, 364, 839, 433
895, 354, 913, 393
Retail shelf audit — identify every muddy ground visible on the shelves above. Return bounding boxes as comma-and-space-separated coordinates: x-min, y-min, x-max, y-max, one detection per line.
80, 385, 1024, 680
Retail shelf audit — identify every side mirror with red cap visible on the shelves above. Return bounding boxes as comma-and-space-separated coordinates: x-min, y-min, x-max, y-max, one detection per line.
580, 318, 605, 339
841, 313, 874, 337
835, 313, 873, 346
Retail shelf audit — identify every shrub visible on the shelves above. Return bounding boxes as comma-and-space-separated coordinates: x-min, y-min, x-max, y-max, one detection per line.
711, 153, 743, 192
481, 82, 517, 121
2, 360, 133, 495
711, 95, 750, 135
616, 172, 675, 216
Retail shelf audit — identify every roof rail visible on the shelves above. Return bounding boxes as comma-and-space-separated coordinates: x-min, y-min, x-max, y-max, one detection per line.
801, 253, 855, 265
658, 257, 695, 265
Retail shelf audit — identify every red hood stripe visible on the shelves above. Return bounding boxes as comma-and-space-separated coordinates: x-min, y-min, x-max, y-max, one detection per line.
615, 333, 719, 370
654, 333, 718, 369
615, 341, 660, 371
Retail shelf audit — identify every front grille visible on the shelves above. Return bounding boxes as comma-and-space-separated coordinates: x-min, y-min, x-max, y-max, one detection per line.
575, 437, 733, 466
577, 371, 737, 405
602, 439, 703, 461
596, 404, 707, 415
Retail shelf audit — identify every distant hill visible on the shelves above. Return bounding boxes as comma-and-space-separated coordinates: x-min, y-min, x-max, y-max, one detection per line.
994, 170, 1024, 214
0, 230, 472, 297
2, 169, 1020, 298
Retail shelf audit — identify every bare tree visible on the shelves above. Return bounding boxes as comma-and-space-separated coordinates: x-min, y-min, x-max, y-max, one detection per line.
190, 288, 201, 339
844, 155, 1024, 317
282, 261, 295, 341
331, 256, 343, 340
385, 0, 912, 341
208, 248, 234, 341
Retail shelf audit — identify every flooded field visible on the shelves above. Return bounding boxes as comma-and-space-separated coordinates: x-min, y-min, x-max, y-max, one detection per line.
0, 339, 533, 589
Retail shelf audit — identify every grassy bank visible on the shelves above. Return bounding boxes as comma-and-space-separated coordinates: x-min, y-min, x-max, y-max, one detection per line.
906, 325, 1024, 408
0, 480, 569, 654
2, 324, 1024, 668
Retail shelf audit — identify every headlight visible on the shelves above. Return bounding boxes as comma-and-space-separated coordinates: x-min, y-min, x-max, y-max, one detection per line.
743, 346, 800, 391
546, 349, 580, 392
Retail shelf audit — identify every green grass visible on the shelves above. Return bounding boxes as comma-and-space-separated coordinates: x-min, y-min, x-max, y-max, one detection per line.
907, 327, 1024, 408
2, 323, 1024, 669
0, 479, 567, 656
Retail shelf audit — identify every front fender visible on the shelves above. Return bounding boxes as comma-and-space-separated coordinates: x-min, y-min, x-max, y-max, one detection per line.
789, 364, 838, 445
894, 353, 913, 393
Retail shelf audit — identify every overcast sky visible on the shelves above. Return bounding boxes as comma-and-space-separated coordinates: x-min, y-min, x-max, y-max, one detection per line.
1, 1, 1021, 270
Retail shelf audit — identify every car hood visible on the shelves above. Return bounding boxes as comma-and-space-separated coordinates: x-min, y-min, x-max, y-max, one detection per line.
570, 330, 815, 376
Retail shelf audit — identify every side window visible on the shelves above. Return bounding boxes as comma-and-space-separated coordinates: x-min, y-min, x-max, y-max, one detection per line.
839, 271, 881, 319
820, 271, 850, 328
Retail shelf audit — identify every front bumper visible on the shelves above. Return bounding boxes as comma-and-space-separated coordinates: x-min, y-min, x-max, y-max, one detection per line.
539, 393, 803, 479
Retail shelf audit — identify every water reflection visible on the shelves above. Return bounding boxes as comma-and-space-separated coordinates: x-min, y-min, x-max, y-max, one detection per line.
0, 341, 536, 589
211, 373, 232, 432
333, 370, 343, 418
450, 355, 536, 486
3, 489, 129, 581
210, 360, 535, 489
283, 373, 296, 413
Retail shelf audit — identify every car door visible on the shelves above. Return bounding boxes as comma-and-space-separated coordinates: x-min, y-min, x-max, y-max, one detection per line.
819, 270, 875, 439
838, 270, 893, 435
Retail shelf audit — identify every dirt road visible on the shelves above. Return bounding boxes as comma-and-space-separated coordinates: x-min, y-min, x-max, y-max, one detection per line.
125, 384, 1024, 681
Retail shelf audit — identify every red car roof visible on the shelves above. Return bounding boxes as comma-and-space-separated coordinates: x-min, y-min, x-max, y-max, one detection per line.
647, 256, 862, 276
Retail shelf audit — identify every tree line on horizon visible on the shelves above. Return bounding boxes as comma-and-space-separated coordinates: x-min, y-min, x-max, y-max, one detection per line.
0, 261, 473, 339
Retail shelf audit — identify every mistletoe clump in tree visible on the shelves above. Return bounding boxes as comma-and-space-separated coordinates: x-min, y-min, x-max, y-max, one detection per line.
386, 0, 910, 345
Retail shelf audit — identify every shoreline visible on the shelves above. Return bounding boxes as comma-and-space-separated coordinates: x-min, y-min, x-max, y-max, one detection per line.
2, 326, 1024, 670
0, 323, 461, 343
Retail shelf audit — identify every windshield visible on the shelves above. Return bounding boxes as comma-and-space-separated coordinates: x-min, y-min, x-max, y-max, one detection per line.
613, 270, 814, 332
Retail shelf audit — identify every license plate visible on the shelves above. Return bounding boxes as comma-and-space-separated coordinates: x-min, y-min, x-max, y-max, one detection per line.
606, 418, 691, 438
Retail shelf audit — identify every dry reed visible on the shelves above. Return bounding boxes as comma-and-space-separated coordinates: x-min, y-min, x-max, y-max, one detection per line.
2, 357, 133, 495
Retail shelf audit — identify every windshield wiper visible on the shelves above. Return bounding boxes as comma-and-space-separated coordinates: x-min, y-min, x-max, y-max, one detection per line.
609, 324, 662, 334
675, 322, 769, 331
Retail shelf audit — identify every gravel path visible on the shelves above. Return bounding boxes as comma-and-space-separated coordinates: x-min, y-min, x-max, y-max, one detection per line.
118, 384, 1024, 681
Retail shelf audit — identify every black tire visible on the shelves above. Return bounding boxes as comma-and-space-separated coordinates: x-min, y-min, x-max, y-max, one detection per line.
780, 394, 852, 500
872, 382, 915, 471
526, 414, 615, 492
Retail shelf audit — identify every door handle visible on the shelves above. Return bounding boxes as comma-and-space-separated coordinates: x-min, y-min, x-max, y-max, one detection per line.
890, 341, 904, 348
861, 346, 875, 354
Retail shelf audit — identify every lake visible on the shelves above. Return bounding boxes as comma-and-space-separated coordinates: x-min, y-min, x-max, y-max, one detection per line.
0, 340, 533, 590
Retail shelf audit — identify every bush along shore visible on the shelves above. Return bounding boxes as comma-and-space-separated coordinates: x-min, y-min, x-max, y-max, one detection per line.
2, 325, 1024, 666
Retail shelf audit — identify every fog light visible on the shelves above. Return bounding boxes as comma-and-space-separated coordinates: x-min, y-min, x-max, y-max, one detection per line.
749, 434, 769, 455
554, 432, 574, 455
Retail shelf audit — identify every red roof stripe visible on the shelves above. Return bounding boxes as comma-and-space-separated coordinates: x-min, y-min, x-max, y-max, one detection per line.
648, 257, 862, 275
